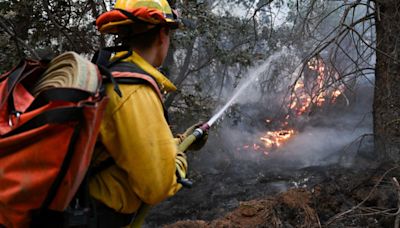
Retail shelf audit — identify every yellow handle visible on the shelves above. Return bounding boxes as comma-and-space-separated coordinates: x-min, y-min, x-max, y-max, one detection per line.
129, 203, 152, 228
177, 134, 197, 152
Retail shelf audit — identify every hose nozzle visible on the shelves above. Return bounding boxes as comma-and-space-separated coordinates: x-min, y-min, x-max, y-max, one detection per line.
192, 123, 210, 140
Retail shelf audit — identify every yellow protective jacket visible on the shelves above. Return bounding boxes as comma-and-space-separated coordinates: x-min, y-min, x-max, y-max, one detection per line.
89, 51, 187, 214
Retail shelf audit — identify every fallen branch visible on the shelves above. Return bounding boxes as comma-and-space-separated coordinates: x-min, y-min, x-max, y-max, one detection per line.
393, 177, 400, 228
325, 166, 400, 225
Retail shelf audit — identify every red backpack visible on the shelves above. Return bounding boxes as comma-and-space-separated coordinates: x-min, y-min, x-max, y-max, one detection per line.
0, 54, 109, 227
0, 49, 165, 228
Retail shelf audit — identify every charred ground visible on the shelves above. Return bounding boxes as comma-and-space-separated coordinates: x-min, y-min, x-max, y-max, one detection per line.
147, 154, 400, 227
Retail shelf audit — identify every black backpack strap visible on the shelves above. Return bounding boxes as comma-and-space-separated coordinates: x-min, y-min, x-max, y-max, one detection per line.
92, 46, 131, 68
97, 64, 122, 97
109, 62, 148, 75
1, 60, 45, 116
92, 46, 134, 98
90, 157, 116, 177
30, 107, 85, 228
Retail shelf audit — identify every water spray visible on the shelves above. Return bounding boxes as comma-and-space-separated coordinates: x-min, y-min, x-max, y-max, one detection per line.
177, 53, 282, 154
177, 55, 278, 155
177, 77, 258, 153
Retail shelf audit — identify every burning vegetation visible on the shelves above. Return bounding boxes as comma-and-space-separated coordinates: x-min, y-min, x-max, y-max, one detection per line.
239, 56, 346, 156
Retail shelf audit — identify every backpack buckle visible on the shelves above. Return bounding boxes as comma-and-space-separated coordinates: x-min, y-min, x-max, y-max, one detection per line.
8, 111, 21, 128
66, 198, 91, 226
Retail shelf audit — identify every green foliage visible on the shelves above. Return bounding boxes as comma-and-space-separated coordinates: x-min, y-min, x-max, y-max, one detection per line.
0, 0, 102, 73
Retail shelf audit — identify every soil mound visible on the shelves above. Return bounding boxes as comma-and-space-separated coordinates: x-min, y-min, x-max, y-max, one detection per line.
165, 189, 319, 228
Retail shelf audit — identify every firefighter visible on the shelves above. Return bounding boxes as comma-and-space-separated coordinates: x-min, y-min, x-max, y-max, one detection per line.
89, 0, 206, 227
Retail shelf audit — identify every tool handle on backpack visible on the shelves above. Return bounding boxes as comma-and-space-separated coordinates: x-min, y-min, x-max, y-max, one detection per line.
130, 203, 151, 228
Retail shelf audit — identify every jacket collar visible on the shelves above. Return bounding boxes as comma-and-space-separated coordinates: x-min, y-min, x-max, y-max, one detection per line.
113, 51, 177, 93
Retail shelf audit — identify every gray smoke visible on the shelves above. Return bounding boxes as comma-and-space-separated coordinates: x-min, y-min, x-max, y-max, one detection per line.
208, 55, 374, 168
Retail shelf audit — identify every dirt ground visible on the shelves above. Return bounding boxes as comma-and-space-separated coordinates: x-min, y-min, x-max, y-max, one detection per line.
146, 158, 400, 228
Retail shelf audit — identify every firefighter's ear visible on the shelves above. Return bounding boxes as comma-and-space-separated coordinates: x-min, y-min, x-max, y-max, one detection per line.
158, 27, 170, 45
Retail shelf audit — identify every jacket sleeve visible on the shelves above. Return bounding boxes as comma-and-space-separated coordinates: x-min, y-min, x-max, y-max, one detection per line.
101, 84, 186, 205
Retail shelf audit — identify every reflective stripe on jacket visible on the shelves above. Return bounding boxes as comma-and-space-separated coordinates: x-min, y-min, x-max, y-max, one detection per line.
89, 51, 187, 214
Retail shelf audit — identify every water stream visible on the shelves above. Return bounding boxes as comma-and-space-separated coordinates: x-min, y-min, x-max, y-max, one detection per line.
207, 52, 284, 127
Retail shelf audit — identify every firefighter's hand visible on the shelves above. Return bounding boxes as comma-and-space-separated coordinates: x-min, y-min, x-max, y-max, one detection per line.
177, 122, 208, 151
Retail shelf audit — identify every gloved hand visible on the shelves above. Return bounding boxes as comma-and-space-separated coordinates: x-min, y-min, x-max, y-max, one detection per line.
176, 122, 208, 151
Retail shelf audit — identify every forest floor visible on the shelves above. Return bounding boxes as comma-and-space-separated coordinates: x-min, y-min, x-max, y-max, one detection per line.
146, 151, 400, 228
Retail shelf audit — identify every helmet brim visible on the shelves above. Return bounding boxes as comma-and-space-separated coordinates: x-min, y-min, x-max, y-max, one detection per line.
97, 9, 180, 34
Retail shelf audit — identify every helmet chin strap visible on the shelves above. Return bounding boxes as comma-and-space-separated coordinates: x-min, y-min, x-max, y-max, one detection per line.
167, 0, 179, 19
171, 8, 179, 20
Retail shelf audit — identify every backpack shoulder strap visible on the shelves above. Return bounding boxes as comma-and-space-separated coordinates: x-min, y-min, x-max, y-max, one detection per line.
110, 62, 164, 101
109, 62, 169, 122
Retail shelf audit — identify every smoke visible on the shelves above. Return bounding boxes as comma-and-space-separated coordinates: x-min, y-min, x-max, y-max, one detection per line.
281, 121, 372, 167
206, 49, 374, 169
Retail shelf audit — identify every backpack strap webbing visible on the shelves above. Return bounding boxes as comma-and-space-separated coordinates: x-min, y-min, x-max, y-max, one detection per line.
110, 62, 169, 122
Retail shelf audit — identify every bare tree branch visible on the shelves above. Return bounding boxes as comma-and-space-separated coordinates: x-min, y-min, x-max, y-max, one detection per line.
42, 0, 76, 50
0, 16, 39, 59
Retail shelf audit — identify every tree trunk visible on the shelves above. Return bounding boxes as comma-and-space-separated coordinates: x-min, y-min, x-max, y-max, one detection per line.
89, 0, 106, 48
373, 0, 400, 161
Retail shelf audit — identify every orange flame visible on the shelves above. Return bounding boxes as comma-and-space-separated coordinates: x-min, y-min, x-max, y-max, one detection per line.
252, 56, 345, 156
260, 129, 295, 149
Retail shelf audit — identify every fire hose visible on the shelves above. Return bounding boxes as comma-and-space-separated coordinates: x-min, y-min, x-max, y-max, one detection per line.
31, 52, 99, 96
